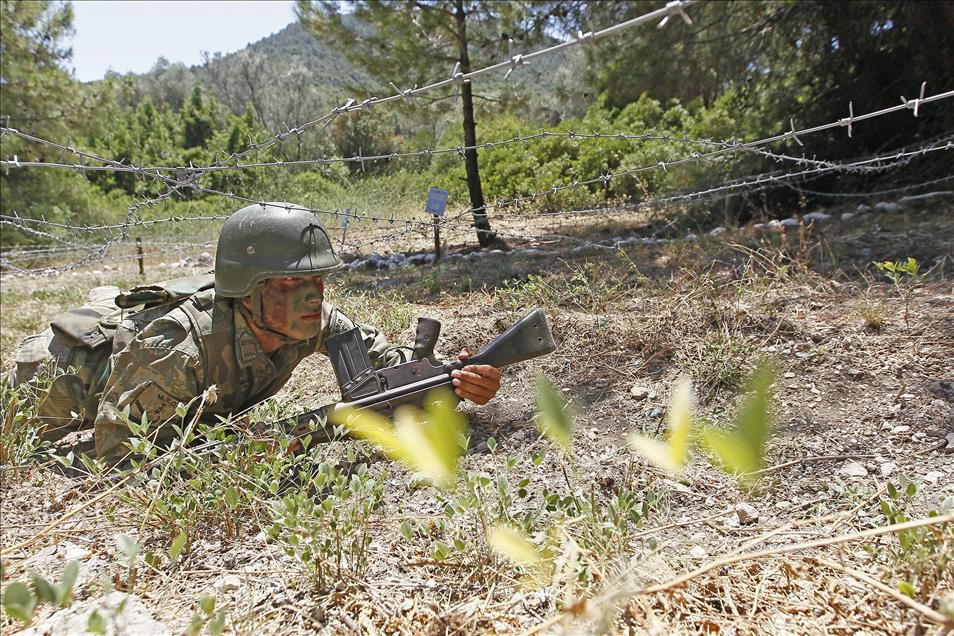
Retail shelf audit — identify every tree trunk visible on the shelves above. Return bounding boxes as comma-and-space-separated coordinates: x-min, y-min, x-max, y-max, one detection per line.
454, 0, 495, 247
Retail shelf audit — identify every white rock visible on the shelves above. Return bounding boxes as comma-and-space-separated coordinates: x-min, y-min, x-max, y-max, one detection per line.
708, 226, 727, 236
840, 212, 855, 222
875, 201, 902, 213
839, 460, 868, 477
775, 500, 792, 510
689, 546, 708, 559
684, 233, 698, 241
879, 462, 898, 477
803, 212, 831, 222
780, 217, 800, 226
215, 574, 242, 593
855, 203, 871, 213
735, 502, 760, 525
923, 471, 944, 485
946, 433, 954, 450
630, 386, 651, 401
19, 592, 170, 636
783, 371, 796, 379
890, 425, 910, 434
662, 478, 691, 494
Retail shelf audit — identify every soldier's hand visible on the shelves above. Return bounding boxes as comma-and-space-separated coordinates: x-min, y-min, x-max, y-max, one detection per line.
451, 348, 502, 405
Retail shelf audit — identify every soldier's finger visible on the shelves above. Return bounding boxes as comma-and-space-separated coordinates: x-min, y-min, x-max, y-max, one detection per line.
462, 364, 501, 383
455, 385, 492, 405
452, 368, 499, 389
454, 377, 496, 398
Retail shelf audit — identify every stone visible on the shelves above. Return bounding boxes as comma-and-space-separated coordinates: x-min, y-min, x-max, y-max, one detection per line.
662, 478, 691, 494
839, 460, 868, 477
630, 386, 651, 401
890, 425, 910, 434
784, 371, 796, 379
855, 203, 872, 214
840, 212, 856, 222
780, 217, 800, 226
803, 211, 831, 222
946, 433, 954, 450
390, 252, 407, 265
874, 201, 901, 213
775, 500, 792, 510
19, 592, 171, 636
879, 462, 898, 477
649, 408, 663, 419
684, 233, 698, 241
923, 471, 944, 485
689, 546, 708, 559
215, 574, 242, 593
708, 226, 727, 236
407, 253, 436, 265
735, 503, 760, 525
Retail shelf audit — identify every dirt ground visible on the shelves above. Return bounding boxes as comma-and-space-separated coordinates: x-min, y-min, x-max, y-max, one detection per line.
1, 199, 952, 635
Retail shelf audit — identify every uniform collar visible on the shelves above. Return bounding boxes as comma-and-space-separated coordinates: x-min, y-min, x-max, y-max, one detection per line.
233, 306, 272, 370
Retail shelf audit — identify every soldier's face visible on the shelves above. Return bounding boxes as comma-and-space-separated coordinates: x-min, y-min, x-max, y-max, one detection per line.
260, 275, 325, 340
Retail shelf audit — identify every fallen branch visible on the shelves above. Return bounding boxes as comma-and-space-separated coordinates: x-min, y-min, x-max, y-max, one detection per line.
808, 556, 951, 628
747, 453, 876, 477
640, 513, 953, 593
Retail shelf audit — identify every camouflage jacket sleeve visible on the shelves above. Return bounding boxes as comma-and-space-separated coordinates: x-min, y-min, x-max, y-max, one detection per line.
93, 315, 203, 463
317, 302, 405, 369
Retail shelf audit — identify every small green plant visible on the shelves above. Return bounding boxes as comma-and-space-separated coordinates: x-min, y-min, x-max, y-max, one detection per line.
1, 561, 79, 626
874, 257, 921, 285
267, 461, 385, 589
874, 257, 922, 327
0, 368, 57, 466
876, 478, 954, 599
186, 593, 226, 636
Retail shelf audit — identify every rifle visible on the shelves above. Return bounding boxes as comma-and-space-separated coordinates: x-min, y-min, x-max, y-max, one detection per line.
279, 308, 557, 439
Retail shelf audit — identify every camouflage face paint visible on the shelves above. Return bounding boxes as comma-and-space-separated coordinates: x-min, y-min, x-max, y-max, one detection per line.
260, 276, 325, 341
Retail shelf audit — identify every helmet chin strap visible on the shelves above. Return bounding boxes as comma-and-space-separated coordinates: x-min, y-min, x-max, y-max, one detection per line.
237, 282, 302, 347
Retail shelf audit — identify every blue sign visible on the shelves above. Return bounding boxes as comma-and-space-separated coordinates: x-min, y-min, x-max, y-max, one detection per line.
425, 187, 449, 216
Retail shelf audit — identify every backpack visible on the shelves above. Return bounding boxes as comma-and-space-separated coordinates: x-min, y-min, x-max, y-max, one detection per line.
48, 274, 216, 357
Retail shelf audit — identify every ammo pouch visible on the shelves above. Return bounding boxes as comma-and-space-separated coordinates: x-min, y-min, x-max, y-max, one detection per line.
49, 274, 215, 354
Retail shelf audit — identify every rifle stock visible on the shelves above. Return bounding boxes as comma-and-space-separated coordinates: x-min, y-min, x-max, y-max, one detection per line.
280, 308, 556, 439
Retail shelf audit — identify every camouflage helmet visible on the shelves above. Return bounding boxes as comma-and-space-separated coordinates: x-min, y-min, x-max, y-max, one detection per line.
214, 202, 341, 297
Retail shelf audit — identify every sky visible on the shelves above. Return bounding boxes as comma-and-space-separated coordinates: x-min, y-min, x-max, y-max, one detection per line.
71, 1, 297, 82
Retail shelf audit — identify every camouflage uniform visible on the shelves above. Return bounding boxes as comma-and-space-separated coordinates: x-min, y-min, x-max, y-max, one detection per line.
8, 287, 401, 464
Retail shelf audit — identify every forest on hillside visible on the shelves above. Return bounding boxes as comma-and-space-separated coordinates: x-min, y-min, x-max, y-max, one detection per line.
2, 0, 952, 247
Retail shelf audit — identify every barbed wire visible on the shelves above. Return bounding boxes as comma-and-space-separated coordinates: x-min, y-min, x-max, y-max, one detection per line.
781, 173, 954, 198
0, 129, 839, 176
4, 137, 948, 276
181, 1, 696, 170
7, 93, 949, 246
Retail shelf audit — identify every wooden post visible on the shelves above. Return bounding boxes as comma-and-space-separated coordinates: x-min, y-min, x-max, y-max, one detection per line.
136, 237, 145, 276
433, 215, 441, 262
